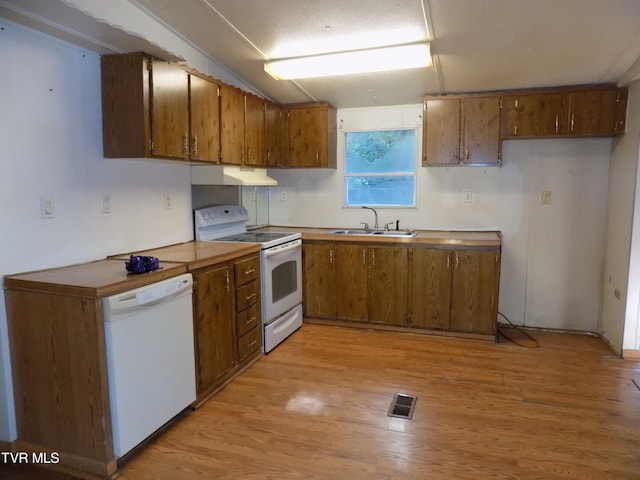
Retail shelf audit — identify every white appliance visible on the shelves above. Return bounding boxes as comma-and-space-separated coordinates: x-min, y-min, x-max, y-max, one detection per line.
103, 273, 196, 458
194, 204, 303, 352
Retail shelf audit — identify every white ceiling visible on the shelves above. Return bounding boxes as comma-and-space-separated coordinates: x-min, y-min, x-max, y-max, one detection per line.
3, 0, 640, 108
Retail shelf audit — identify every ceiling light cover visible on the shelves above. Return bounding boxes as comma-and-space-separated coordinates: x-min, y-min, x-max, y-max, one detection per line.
265, 43, 431, 80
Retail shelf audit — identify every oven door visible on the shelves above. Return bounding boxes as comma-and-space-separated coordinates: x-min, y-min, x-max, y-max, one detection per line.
261, 239, 302, 323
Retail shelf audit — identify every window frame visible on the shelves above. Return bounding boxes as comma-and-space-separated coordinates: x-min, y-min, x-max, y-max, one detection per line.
342, 127, 419, 208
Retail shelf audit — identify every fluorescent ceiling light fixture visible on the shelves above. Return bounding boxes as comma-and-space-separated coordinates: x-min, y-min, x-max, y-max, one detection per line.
264, 43, 431, 80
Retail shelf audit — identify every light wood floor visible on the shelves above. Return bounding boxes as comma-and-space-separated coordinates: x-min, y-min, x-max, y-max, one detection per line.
4, 324, 640, 479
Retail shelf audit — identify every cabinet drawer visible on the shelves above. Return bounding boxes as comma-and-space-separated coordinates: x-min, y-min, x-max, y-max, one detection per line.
238, 325, 262, 362
235, 256, 259, 286
237, 303, 261, 337
236, 281, 259, 311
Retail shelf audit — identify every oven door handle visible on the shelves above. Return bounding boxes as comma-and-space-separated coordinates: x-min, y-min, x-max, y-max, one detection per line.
264, 239, 302, 257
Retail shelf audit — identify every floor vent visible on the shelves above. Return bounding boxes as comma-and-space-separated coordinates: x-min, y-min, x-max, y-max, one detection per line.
388, 393, 417, 420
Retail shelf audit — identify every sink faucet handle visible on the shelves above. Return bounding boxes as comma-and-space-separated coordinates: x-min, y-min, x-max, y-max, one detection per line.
359, 222, 369, 229
384, 221, 395, 231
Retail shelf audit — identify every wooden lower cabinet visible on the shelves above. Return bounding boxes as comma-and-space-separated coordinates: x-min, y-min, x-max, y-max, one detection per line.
409, 248, 452, 330
449, 249, 500, 335
193, 253, 262, 401
304, 241, 501, 338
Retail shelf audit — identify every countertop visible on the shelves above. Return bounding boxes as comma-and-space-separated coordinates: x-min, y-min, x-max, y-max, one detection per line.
253, 226, 501, 248
3, 259, 188, 298
110, 241, 261, 270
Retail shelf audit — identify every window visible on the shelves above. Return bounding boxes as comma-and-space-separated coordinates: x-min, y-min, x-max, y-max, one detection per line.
343, 129, 417, 207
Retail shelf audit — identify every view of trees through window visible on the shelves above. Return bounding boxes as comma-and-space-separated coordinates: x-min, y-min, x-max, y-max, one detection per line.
344, 129, 416, 207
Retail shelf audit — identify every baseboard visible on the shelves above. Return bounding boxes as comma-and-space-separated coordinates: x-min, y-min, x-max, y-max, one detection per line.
623, 349, 640, 360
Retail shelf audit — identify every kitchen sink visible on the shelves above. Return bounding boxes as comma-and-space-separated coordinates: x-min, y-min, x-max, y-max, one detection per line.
331, 229, 418, 238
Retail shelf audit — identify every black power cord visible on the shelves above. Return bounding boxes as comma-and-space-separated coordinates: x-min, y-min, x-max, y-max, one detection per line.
497, 311, 540, 349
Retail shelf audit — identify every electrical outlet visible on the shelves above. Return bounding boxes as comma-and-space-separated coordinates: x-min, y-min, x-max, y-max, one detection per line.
40, 196, 55, 219
250, 189, 256, 201
164, 194, 172, 210
280, 191, 287, 201
101, 193, 111, 214
542, 191, 552, 205
463, 189, 473, 204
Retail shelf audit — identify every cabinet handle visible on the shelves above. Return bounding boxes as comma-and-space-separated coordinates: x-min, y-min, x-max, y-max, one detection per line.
447, 255, 450, 270
465, 147, 470, 160
514, 124, 518, 136
315, 150, 319, 164
225, 271, 230, 292
570, 113, 575, 132
362, 248, 366, 265
244, 268, 256, 275
267, 150, 271, 161
247, 340, 257, 349
247, 316, 257, 325
192, 136, 198, 157
329, 249, 334, 264
453, 147, 458, 161
183, 135, 189, 156
372, 250, 376, 266
246, 292, 256, 301
455, 252, 459, 268
555, 114, 559, 133
247, 146, 251, 159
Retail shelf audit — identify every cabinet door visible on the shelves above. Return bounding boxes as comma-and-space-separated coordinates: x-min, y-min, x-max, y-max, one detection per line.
423, 98, 461, 166
150, 59, 189, 159
244, 94, 266, 166
450, 250, 500, 335
265, 101, 287, 167
409, 248, 451, 330
369, 246, 409, 326
569, 89, 620, 136
335, 244, 368, 322
220, 85, 245, 165
189, 75, 220, 162
194, 264, 236, 393
303, 244, 336, 317
461, 97, 501, 166
500, 94, 568, 137
289, 106, 328, 167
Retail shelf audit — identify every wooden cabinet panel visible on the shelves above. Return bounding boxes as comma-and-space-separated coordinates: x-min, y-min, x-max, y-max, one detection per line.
424, 97, 500, 166
450, 249, 500, 335
189, 74, 220, 162
150, 59, 189, 159
265, 101, 288, 167
335, 244, 368, 322
409, 248, 451, 330
569, 89, 624, 136
101, 52, 189, 160
220, 85, 245, 165
423, 98, 461, 166
303, 243, 336, 317
288, 104, 337, 168
194, 264, 236, 393
461, 97, 501, 165
244, 94, 266, 166
500, 93, 567, 137
369, 246, 409, 326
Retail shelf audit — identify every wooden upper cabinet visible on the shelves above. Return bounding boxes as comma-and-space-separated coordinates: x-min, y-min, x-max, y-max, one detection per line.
265, 101, 288, 167
244, 94, 266, 167
220, 85, 245, 165
461, 97, 501, 165
423, 98, 461, 166
101, 52, 189, 160
189, 74, 220, 163
423, 97, 501, 166
288, 103, 337, 168
500, 87, 627, 138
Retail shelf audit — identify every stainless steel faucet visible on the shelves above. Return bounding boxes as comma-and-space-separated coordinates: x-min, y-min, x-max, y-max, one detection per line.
361, 206, 379, 229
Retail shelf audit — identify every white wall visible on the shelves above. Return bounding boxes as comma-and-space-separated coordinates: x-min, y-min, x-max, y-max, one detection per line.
269, 105, 611, 333
601, 81, 640, 354
0, 20, 194, 442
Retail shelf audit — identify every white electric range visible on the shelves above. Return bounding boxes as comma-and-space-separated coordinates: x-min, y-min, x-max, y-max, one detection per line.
194, 205, 303, 352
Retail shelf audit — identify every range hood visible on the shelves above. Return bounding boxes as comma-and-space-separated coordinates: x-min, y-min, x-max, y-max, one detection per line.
191, 165, 277, 186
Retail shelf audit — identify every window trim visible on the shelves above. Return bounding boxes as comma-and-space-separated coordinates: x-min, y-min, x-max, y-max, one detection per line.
342, 127, 419, 208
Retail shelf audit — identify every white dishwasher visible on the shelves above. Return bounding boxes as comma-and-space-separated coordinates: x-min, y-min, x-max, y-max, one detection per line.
103, 273, 196, 458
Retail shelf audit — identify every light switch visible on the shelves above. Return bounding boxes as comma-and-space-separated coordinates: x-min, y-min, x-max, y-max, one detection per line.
541, 191, 552, 205
40, 196, 55, 219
